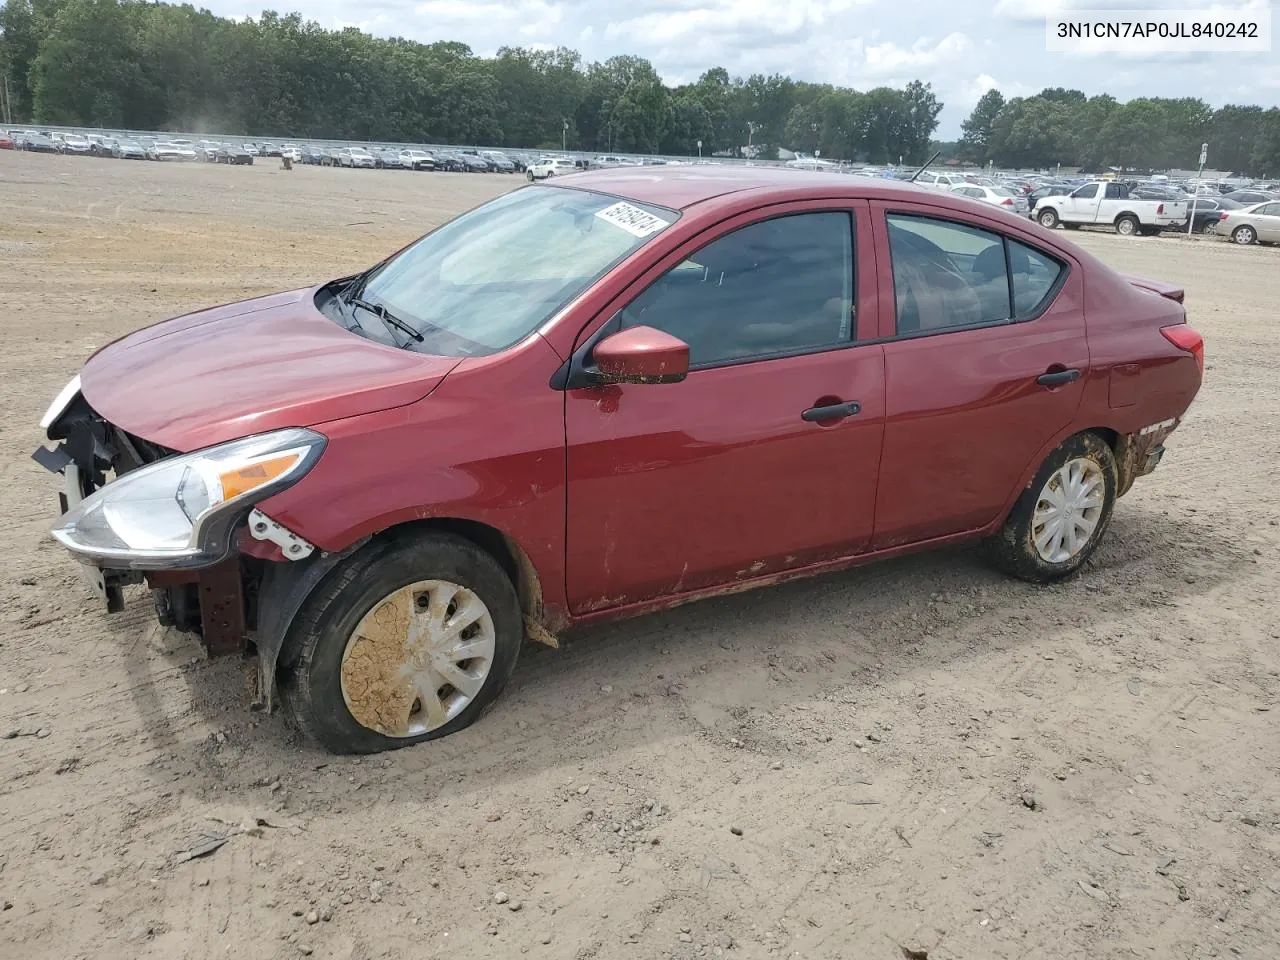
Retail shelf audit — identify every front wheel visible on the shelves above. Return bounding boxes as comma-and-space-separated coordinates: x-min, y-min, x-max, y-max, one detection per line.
279, 532, 523, 754
1232, 225, 1257, 245
1037, 209, 1059, 229
986, 432, 1117, 584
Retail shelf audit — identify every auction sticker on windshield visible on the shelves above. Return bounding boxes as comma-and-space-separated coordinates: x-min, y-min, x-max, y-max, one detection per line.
594, 201, 668, 237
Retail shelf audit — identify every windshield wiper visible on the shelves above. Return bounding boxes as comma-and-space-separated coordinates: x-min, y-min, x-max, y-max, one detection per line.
346, 294, 424, 344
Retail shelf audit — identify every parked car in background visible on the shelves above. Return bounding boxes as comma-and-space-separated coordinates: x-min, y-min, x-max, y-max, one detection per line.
259, 142, 282, 157
1223, 189, 1276, 206
481, 151, 517, 173
1218, 201, 1280, 245
1182, 196, 1243, 234
34, 166, 1204, 755
0, 132, 15, 150
242, 143, 260, 157
400, 149, 436, 171
1033, 181, 1187, 235
21, 133, 59, 153
338, 147, 376, 168
320, 148, 342, 167
112, 138, 147, 160
950, 183, 1030, 216
195, 141, 222, 162
147, 140, 196, 161
433, 151, 467, 172
372, 148, 407, 169
300, 145, 326, 165
219, 143, 254, 165
527, 156, 578, 180
458, 152, 491, 172
915, 171, 972, 192
58, 134, 93, 155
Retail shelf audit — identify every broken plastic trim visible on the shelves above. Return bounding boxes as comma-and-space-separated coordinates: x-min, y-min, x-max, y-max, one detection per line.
248, 508, 315, 560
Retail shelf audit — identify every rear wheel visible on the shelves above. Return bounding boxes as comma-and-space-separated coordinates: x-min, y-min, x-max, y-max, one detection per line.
1115, 215, 1139, 236
1232, 225, 1257, 245
279, 532, 523, 754
986, 432, 1117, 584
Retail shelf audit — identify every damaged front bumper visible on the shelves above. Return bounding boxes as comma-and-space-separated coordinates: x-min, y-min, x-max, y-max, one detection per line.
31, 379, 322, 664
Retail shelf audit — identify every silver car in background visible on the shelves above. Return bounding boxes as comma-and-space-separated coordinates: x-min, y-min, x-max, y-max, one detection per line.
1218, 200, 1280, 245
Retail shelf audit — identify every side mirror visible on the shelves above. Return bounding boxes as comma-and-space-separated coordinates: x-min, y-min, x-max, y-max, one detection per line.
592, 325, 690, 385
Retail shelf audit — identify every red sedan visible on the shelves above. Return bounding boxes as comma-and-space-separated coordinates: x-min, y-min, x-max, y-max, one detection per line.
35, 166, 1204, 753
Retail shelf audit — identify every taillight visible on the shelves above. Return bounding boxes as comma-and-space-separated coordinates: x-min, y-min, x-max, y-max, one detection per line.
1218, 213, 1229, 222
1001, 198, 1013, 205
1162, 324, 1204, 377
1156, 203, 1164, 214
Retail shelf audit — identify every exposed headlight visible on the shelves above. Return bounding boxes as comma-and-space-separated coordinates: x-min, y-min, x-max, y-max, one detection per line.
40, 374, 82, 431
51, 428, 326, 569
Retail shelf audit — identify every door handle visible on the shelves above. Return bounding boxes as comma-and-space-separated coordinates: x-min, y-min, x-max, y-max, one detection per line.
1037, 368, 1081, 387
801, 400, 861, 422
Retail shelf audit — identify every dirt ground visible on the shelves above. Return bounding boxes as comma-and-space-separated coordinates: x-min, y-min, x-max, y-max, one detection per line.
2, 151, 1278, 960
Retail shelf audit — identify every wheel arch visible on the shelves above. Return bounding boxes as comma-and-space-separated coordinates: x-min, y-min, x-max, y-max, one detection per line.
991, 425, 1128, 535
254, 515, 560, 714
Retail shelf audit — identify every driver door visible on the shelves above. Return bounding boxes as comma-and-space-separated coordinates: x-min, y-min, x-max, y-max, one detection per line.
1062, 184, 1098, 222
563, 202, 885, 614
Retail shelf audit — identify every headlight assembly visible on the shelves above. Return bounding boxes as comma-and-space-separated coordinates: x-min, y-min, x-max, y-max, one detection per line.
51, 427, 326, 569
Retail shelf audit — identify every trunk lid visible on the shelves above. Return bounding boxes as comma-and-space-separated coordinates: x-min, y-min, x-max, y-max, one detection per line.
80, 286, 461, 451
1123, 274, 1185, 304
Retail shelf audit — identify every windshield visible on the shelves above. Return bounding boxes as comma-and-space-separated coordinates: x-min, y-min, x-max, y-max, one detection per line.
339, 185, 678, 356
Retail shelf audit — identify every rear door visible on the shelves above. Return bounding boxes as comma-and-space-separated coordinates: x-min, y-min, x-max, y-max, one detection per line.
563, 202, 886, 612
867, 202, 1088, 549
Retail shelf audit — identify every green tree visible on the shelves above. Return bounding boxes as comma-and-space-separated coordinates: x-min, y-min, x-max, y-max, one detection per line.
959, 88, 1004, 162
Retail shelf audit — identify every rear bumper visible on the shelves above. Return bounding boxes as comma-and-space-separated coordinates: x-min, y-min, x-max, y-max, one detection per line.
1116, 418, 1178, 497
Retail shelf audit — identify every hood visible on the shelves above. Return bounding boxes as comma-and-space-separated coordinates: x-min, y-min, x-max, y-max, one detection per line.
80, 286, 461, 451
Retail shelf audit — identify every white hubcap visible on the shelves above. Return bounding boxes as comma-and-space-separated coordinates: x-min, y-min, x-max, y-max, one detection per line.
1032, 458, 1105, 564
340, 580, 495, 737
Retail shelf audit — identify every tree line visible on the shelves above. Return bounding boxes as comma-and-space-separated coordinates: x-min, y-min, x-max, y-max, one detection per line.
959, 87, 1280, 177
0, 0, 942, 161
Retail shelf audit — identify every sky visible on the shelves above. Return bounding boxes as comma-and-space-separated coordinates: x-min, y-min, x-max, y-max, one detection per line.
197, 0, 1280, 138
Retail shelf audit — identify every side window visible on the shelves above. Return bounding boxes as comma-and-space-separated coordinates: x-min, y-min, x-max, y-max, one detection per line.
619, 212, 855, 367
886, 214, 1010, 334
1105, 183, 1124, 199
1260, 203, 1280, 216
1008, 240, 1065, 318
1073, 184, 1099, 200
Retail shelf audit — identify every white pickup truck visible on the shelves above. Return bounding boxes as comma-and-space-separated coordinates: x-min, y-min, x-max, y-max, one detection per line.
1032, 181, 1188, 236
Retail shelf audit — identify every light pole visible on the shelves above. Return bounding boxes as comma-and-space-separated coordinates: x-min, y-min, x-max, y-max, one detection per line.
562, 118, 568, 152
810, 122, 818, 153
697, 139, 702, 159
747, 121, 760, 156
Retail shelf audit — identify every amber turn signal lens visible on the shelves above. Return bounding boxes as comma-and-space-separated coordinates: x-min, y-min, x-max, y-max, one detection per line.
219, 454, 301, 500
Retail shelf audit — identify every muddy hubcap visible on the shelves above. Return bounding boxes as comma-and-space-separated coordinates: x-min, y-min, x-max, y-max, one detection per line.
1032, 458, 1105, 564
340, 580, 495, 737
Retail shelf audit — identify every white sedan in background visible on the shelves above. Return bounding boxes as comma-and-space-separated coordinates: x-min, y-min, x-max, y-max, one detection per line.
951, 183, 1031, 216
527, 157, 578, 180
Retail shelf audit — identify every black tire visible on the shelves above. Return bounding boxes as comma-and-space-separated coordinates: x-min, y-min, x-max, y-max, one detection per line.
1232, 225, 1256, 245
1115, 215, 1139, 236
279, 531, 523, 754
986, 432, 1117, 584
1037, 208, 1059, 229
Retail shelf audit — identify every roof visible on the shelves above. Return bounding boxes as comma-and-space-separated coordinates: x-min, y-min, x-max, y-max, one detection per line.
559, 164, 939, 210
